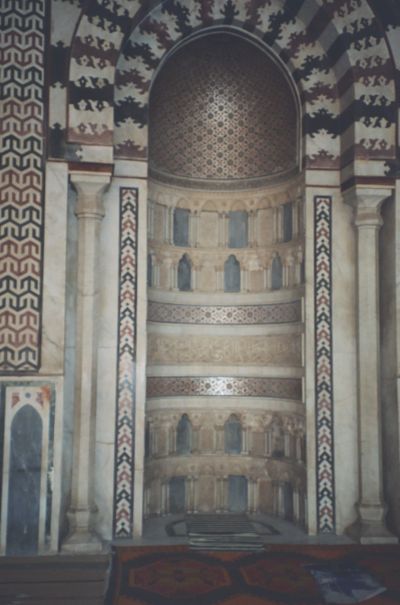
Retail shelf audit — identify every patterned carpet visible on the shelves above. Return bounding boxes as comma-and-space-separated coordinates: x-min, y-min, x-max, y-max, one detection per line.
107, 544, 400, 605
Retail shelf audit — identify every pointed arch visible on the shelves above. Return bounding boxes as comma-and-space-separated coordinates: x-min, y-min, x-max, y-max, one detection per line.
7, 406, 43, 555
224, 414, 242, 454
65, 0, 396, 174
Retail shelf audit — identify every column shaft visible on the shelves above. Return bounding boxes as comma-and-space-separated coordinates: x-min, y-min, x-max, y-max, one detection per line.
345, 186, 397, 543
62, 172, 110, 552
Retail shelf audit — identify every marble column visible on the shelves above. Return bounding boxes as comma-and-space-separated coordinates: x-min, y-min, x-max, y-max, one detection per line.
345, 186, 397, 543
62, 171, 111, 553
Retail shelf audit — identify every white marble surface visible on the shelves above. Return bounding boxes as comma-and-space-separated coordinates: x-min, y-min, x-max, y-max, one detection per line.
41, 162, 69, 374
94, 441, 115, 540
331, 193, 358, 534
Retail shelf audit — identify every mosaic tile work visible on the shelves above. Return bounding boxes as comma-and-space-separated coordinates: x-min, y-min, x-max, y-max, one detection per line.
113, 188, 138, 539
314, 196, 335, 533
0, 0, 46, 371
47, 0, 83, 161
147, 377, 301, 400
148, 301, 301, 325
149, 35, 297, 181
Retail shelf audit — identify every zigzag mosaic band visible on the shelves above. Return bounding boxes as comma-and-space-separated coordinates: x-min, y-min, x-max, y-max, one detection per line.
113, 188, 138, 539
314, 196, 335, 533
0, 0, 45, 371
148, 300, 301, 325
147, 376, 302, 400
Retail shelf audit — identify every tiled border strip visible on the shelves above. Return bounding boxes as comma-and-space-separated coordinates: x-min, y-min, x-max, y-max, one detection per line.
314, 195, 335, 533
113, 188, 138, 538
148, 300, 301, 325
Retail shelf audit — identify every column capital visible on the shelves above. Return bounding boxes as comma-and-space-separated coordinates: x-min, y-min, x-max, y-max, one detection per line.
343, 186, 392, 227
70, 171, 112, 219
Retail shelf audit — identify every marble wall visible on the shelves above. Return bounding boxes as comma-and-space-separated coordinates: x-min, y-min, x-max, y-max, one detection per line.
1, 0, 400, 554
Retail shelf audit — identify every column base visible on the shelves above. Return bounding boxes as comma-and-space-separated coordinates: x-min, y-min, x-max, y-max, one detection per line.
347, 505, 398, 544
62, 530, 104, 553
61, 508, 104, 553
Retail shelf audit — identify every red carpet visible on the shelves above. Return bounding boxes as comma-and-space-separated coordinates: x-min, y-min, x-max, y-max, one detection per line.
107, 544, 400, 605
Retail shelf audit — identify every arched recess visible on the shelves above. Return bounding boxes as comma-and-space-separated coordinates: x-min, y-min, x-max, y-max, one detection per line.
7, 406, 43, 555
66, 0, 396, 176
60, 0, 400, 544
144, 28, 306, 531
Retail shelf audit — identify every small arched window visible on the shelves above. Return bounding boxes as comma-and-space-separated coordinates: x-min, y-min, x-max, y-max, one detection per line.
271, 254, 283, 290
229, 211, 248, 248
224, 255, 240, 292
176, 414, 192, 455
224, 414, 242, 454
178, 254, 191, 291
282, 202, 293, 242
173, 208, 190, 246
271, 419, 284, 458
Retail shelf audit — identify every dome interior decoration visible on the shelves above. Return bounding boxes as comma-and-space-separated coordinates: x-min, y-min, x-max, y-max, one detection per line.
149, 33, 298, 188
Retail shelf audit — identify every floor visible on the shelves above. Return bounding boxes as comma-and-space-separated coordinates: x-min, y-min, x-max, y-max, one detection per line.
0, 554, 109, 605
107, 543, 400, 605
0, 515, 359, 604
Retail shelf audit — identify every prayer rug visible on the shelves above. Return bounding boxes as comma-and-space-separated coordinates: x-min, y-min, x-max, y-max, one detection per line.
107, 544, 400, 605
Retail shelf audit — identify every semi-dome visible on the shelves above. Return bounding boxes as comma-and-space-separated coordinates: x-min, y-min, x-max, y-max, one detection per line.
149, 33, 298, 189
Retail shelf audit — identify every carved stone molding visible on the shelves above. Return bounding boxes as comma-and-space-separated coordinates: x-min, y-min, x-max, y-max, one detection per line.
147, 333, 301, 366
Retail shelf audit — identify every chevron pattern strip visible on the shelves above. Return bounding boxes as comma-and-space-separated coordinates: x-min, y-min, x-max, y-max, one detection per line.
0, 0, 45, 371
314, 196, 335, 533
113, 187, 138, 538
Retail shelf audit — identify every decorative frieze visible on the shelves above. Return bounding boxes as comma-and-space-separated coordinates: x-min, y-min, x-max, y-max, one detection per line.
148, 301, 301, 325
147, 333, 302, 366
147, 376, 302, 400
